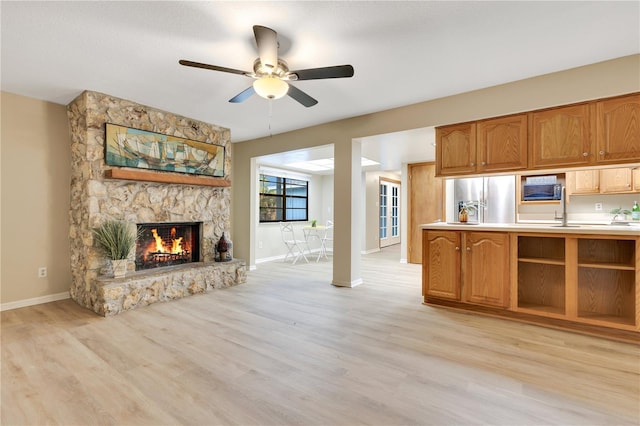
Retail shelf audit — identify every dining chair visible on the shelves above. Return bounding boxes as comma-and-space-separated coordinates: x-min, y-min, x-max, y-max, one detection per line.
317, 220, 334, 262
280, 222, 308, 264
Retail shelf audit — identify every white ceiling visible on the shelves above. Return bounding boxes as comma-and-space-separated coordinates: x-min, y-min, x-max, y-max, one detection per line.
2, 1, 639, 170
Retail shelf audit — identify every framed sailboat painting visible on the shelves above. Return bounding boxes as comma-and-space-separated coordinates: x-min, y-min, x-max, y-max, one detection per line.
104, 123, 225, 177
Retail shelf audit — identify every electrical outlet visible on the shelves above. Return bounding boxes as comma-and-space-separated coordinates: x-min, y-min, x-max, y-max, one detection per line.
38, 267, 47, 278
258, 241, 263, 249
595, 203, 603, 211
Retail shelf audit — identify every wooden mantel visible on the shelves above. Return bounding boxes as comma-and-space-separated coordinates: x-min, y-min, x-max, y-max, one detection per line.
104, 168, 231, 187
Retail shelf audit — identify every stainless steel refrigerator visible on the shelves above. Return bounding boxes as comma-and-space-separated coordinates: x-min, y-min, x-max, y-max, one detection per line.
453, 176, 516, 223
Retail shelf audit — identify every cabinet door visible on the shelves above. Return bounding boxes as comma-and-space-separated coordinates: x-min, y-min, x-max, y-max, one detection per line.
409, 163, 443, 264
463, 232, 509, 308
529, 104, 595, 168
567, 170, 600, 195
423, 230, 460, 300
596, 93, 640, 164
600, 168, 633, 193
477, 114, 527, 173
635, 169, 640, 192
436, 123, 476, 176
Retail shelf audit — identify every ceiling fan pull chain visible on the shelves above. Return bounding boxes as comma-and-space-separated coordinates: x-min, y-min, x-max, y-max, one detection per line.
268, 98, 273, 136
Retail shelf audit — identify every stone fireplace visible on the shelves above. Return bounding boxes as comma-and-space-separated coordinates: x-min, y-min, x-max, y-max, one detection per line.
67, 90, 245, 316
135, 222, 201, 270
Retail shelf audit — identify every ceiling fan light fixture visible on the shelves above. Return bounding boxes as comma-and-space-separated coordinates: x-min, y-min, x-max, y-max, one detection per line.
253, 76, 289, 100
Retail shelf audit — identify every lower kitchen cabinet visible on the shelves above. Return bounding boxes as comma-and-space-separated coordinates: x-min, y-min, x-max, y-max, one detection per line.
423, 227, 639, 341
515, 233, 638, 332
422, 231, 460, 300
422, 230, 509, 308
463, 232, 510, 307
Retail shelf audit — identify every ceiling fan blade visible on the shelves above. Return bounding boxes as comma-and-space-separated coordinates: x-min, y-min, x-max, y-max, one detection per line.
179, 59, 250, 76
290, 65, 354, 81
287, 84, 318, 107
253, 25, 278, 70
229, 86, 256, 103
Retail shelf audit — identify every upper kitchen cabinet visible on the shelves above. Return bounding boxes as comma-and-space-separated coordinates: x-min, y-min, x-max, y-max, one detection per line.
568, 167, 637, 195
476, 114, 528, 173
434, 92, 638, 177
567, 169, 600, 195
529, 103, 595, 169
599, 167, 634, 193
596, 93, 640, 165
436, 123, 476, 176
436, 115, 527, 176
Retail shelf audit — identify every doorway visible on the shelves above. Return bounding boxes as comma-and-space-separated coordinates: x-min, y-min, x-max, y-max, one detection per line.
379, 178, 401, 248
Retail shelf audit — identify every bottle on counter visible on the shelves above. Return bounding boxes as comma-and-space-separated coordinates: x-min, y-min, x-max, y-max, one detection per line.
632, 201, 640, 221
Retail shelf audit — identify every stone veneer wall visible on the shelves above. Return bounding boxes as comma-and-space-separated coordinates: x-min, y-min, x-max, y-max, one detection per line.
67, 90, 241, 314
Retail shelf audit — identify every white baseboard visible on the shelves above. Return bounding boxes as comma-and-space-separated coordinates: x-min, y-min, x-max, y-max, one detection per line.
332, 278, 363, 288
255, 254, 287, 264
361, 248, 381, 255
1, 291, 70, 312
256, 249, 322, 265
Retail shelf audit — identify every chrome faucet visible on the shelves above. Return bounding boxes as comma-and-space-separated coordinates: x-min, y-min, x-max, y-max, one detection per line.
554, 185, 568, 226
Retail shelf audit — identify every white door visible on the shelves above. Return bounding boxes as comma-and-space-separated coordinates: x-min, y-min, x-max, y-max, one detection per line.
379, 179, 401, 248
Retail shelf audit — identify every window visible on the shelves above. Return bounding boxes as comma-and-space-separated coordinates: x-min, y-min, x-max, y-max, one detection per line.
259, 174, 308, 222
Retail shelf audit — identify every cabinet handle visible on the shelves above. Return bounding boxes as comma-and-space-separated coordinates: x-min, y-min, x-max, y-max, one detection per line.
470, 162, 475, 167
481, 161, 486, 166
455, 246, 460, 251
599, 150, 605, 155
582, 152, 588, 157
466, 247, 471, 251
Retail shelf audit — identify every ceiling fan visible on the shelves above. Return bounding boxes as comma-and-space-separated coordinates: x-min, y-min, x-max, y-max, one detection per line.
179, 25, 354, 107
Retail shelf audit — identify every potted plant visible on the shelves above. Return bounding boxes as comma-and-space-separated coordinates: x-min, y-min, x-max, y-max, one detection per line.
610, 207, 631, 223
458, 201, 486, 223
92, 220, 138, 278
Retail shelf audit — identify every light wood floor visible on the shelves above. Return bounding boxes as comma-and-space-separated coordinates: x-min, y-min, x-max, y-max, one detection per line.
2, 246, 639, 425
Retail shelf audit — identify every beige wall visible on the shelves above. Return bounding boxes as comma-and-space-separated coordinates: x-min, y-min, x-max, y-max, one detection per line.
232, 54, 640, 285
1, 54, 639, 305
1, 92, 72, 306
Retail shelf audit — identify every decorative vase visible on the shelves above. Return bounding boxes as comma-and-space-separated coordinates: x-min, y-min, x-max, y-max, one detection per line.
216, 232, 230, 262
458, 207, 468, 223
111, 259, 128, 278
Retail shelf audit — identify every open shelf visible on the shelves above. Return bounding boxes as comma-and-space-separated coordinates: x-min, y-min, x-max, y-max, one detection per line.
517, 261, 565, 315
577, 312, 636, 327
577, 267, 635, 326
578, 238, 635, 269
519, 200, 561, 205
578, 262, 636, 271
518, 303, 566, 317
518, 257, 565, 266
517, 236, 565, 263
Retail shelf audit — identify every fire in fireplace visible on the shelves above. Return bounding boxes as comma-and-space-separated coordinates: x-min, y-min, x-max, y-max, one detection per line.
135, 222, 201, 270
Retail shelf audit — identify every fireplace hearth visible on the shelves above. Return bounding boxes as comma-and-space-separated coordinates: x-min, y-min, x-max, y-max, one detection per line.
135, 222, 201, 271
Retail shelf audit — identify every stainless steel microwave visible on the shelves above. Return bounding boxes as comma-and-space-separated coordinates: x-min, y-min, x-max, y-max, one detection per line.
522, 183, 562, 201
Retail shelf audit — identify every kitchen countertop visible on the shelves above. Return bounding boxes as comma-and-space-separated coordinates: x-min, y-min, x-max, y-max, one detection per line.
421, 221, 640, 236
